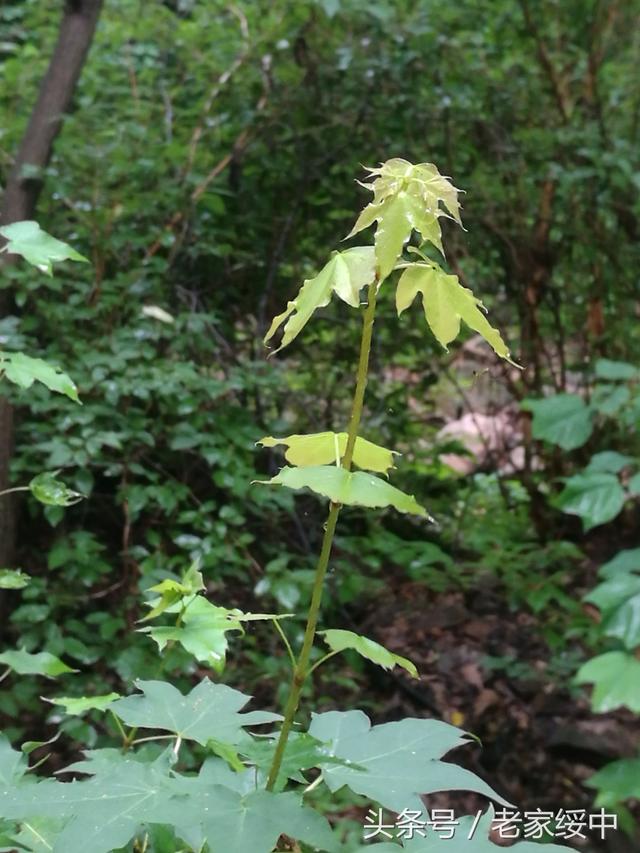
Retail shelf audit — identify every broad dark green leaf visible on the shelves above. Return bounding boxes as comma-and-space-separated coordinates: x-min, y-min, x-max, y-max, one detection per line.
309, 710, 509, 813
521, 394, 593, 450
0, 752, 186, 853
396, 264, 514, 363
0, 221, 88, 275
238, 731, 354, 791
595, 359, 639, 381
172, 783, 338, 853
46, 694, 121, 716
598, 548, 640, 578
140, 596, 244, 671
586, 451, 634, 474
575, 651, 640, 712
258, 465, 429, 517
110, 679, 280, 745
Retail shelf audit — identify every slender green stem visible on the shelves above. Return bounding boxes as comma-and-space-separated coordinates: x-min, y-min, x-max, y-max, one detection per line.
265, 279, 379, 791
0, 486, 29, 499
342, 280, 378, 469
272, 617, 296, 669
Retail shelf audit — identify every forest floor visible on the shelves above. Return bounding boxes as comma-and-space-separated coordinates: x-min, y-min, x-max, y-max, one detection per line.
331, 569, 639, 852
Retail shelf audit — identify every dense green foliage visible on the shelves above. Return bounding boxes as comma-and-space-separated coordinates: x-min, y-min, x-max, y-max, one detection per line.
1, 0, 639, 850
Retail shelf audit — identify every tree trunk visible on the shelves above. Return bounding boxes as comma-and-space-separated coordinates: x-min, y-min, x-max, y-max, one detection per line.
0, 0, 103, 568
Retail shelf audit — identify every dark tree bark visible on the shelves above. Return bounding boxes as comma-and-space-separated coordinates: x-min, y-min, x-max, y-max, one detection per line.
0, 0, 103, 568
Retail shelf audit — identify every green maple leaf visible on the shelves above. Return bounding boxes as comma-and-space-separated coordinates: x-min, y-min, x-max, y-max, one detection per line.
396, 263, 515, 364
257, 464, 429, 518
0, 649, 77, 678
264, 245, 375, 353
109, 679, 281, 745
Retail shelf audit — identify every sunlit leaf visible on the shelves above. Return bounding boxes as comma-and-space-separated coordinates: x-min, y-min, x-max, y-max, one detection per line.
264, 246, 375, 353
257, 465, 429, 517
110, 679, 281, 745
587, 758, 640, 802
0, 649, 77, 678
598, 548, 640, 578
0, 352, 80, 402
586, 573, 640, 649
0, 568, 30, 589
258, 432, 398, 473
575, 651, 640, 713
0, 220, 88, 275
29, 472, 84, 507
396, 264, 515, 364
320, 629, 418, 677
586, 451, 634, 474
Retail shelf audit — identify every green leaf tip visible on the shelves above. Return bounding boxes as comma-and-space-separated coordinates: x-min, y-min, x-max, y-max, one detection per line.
320, 628, 419, 677
255, 464, 430, 518
0, 220, 88, 275
348, 159, 463, 278
258, 431, 398, 474
396, 262, 518, 365
264, 246, 375, 353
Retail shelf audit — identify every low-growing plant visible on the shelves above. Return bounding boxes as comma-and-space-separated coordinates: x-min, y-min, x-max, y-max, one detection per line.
0, 163, 576, 852
524, 367, 640, 832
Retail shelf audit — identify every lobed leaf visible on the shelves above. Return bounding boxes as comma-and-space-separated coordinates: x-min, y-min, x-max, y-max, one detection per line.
264, 246, 375, 353
309, 710, 509, 814
140, 597, 244, 672
257, 464, 429, 517
258, 431, 398, 473
320, 629, 418, 677
109, 679, 281, 745
521, 394, 593, 450
396, 264, 515, 364
0, 568, 30, 590
575, 651, 640, 713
